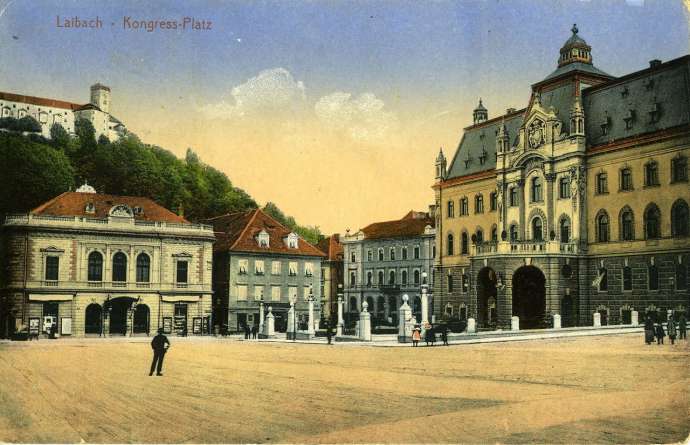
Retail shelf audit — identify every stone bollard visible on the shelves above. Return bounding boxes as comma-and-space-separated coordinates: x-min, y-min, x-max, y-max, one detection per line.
553, 314, 561, 329
631, 310, 639, 326
336, 296, 344, 337
287, 303, 296, 340
359, 301, 372, 341
466, 318, 476, 334
593, 312, 601, 327
398, 294, 414, 343
261, 306, 276, 338
511, 316, 520, 331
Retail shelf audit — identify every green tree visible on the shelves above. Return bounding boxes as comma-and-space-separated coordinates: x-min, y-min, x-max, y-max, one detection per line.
74, 118, 96, 150
50, 123, 70, 148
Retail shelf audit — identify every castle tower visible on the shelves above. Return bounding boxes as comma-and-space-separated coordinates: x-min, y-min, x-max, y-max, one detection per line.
473, 99, 488, 125
90, 83, 111, 114
435, 147, 447, 180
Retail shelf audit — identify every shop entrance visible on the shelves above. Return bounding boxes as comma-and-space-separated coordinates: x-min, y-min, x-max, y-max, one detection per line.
109, 298, 132, 335
174, 303, 188, 335
133, 304, 150, 334
512, 266, 546, 329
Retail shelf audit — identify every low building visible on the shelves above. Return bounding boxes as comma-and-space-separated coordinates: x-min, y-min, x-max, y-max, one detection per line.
208, 209, 325, 334
316, 234, 344, 322
342, 211, 436, 327
0, 184, 215, 338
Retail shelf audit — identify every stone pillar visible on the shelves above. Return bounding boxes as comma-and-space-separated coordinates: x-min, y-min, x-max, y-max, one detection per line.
398, 294, 413, 343
359, 301, 371, 341
467, 318, 476, 334
259, 301, 265, 334
126, 307, 133, 337
287, 302, 296, 340
553, 314, 561, 329
631, 310, 639, 326
307, 296, 315, 336
336, 296, 344, 336
593, 312, 601, 327
511, 316, 520, 331
263, 306, 275, 338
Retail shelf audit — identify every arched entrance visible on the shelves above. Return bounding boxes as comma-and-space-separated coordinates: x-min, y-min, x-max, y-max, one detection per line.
512, 266, 546, 329
477, 267, 498, 328
109, 297, 134, 335
133, 304, 150, 334
85, 304, 102, 334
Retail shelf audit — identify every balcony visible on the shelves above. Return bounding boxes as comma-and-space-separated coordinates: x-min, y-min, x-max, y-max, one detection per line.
21, 280, 210, 292
472, 241, 580, 256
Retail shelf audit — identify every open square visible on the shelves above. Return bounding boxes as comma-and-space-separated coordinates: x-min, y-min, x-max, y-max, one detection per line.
0, 334, 688, 444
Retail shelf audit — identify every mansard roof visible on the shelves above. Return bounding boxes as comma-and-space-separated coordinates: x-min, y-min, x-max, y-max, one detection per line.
30, 192, 189, 223
359, 211, 434, 240
543, 62, 611, 82
583, 55, 690, 148
207, 208, 325, 257
446, 109, 524, 180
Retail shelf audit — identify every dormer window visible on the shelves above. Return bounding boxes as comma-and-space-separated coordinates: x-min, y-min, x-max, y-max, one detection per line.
132, 206, 143, 216
649, 102, 661, 123
285, 232, 298, 249
623, 109, 635, 130
479, 148, 487, 165
464, 152, 473, 168
600, 114, 610, 136
85, 202, 96, 214
256, 230, 270, 248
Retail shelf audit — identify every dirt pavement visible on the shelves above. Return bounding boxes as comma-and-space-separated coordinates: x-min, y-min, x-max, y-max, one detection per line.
0, 334, 688, 444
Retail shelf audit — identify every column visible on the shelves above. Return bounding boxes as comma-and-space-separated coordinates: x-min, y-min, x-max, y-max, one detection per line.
336, 295, 344, 336
259, 301, 265, 334
287, 301, 296, 340
307, 295, 315, 336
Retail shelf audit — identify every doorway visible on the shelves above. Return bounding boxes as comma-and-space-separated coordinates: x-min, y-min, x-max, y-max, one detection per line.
512, 266, 546, 329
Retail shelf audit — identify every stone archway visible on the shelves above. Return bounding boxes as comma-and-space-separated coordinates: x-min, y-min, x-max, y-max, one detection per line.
477, 267, 498, 328
109, 297, 135, 335
512, 265, 546, 329
133, 304, 150, 334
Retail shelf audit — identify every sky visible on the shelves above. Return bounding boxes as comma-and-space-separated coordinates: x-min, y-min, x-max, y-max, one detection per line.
1, 0, 688, 234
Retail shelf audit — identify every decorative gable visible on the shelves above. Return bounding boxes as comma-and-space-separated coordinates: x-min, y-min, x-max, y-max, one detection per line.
109, 204, 133, 218
284, 232, 299, 249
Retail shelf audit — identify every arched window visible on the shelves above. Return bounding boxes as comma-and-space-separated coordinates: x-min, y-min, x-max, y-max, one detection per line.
112, 252, 127, 282
350, 271, 356, 288
377, 270, 384, 285
532, 217, 543, 241
644, 204, 661, 239
414, 270, 420, 285
476, 229, 484, 244
559, 218, 570, 243
531, 177, 543, 202
461, 232, 469, 254
671, 199, 689, 237
446, 233, 454, 256
389, 270, 396, 285
447, 200, 455, 218
136, 253, 150, 283
510, 224, 518, 241
645, 161, 659, 186
87, 251, 103, 282
596, 211, 609, 242
401, 270, 408, 285
349, 297, 358, 312
620, 207, 635, 241
491, 225, 498, 242
366, 271, 372, 286
475, 194, 484, 214
378, 248, 384, 261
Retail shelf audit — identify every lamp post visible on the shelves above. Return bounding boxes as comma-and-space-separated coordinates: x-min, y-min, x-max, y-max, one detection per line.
421, 272, 429, 328
259, 293, 265, 337
289, 295, 297, 342
307, 284, 315, 336
336, 284, 344, 336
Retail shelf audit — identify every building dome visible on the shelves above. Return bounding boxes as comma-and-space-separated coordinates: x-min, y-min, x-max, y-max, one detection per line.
472, 98, 488, 125
76, 181, 97, 194
558, 24, 592, 67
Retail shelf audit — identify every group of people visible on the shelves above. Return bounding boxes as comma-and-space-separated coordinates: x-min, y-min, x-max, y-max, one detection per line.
242, 323, 258, 340
644, 313, 687, 345
411, 324, 449, 347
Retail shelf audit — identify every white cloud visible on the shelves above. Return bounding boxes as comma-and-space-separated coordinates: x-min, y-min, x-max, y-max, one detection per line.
199, 68, 306, 119
314, 91, 398, 143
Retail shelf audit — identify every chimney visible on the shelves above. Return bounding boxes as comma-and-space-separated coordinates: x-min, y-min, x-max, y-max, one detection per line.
649, 59, 662, 68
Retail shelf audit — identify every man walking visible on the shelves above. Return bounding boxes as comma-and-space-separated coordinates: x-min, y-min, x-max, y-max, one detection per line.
326, 322, 333, 345
679, 314, 687, 340
150, 328, 170, 376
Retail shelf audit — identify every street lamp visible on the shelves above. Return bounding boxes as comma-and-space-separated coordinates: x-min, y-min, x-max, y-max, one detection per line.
289, 294, 297, 342
259, 291, 265, 337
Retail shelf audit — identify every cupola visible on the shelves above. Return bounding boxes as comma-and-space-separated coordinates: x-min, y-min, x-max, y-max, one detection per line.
473, 99, 488, 125
558, 24, 593, 68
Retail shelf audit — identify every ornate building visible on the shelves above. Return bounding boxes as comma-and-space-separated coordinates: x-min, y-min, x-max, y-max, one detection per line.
0, 185, 215, 338
433, 26, 689, 329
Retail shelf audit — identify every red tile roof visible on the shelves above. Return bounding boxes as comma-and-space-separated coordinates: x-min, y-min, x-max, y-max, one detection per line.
360, 211, 435, 240
30, 192, 189, 223
206, 209, 326, 257
317, 234, 344, 261
0, 91, 84, 111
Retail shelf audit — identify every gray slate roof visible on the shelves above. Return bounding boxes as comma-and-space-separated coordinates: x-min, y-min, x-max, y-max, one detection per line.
543, 62, 611, 82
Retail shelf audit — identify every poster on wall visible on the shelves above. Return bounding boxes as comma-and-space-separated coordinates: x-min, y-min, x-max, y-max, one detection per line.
29, 317, 40, 335
192, 317, 202, 335
61, 317, 72, 335
162, 317, 173, 334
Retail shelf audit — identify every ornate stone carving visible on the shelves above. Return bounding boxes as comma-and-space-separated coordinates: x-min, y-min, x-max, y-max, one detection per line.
496, 181, 504, 222
544, 173, 556, 182
528, 118, 545, 149
109, 204, 133, 218
524, 157, 544, 174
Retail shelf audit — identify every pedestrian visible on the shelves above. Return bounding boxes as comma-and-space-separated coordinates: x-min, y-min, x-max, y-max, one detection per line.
655, 322, 665, 345
49, 323, 58, 340
244, 323, 250, 340
326, 324, 333, 345
667, 315, 677, 345
149, 328, 170, 376
644, 316, 654, 345
412, 327, 421, 347
441, 326, 449, 346
251, 324, 258, 339
678, 314, 687, 340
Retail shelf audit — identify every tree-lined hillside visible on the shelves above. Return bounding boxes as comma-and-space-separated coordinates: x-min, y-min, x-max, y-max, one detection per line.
0, 119, 322, 244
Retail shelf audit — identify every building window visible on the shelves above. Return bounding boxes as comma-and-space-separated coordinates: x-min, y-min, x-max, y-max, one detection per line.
447, 273, 453, 292
620, 208, 635, 241
271, 286, 281, 301
136, 253, 150, 283
401, 270, 408, 285
460, 197, 469, 216
559, 177, 570, 199
366, 271, 373, 286
257, 231, 269, 247
367, 250, 372, 262
389, 247, 396, 261
509, 187, 518, 207
620, 168, 633, 191
88, 251, 103, 282
350, 251, 356, 263
401, 247, 408, 260
254, 285, 264, 301
447, 233, 454, 256
532, 217, 543, 241
623, 266, 632, 291
677, 262, 688, 290
414, 269, 421, 285
378, 270, 384, 285
112, 252, 127, 282
461, 232, 468, 255
671, 199, 689, 237
644, 204, 661, 239
596, 211, 610, 242
560, 218, 570, 243
389, 270, 396, 285
490, 192, 497, 211
491, 225, 498, 242
598, 268, 608, 291
255, 260, 264, 275
45, 256, 59, 281
289, 262, 298, 276
236, 284, 248, 301
378, 249, 384, 261
304, 262, 314, 277
349, 271, 356, 288
596, 173, 608, 194
413, 246, 420, 259
461, 274, 469, 293
176, 261, 188, 284
648, 264, 659, 290
475, 194, 484, 214
476, 229, 484, 244
288, 286, 298, 302
671, 156, 688, 183
644, 161, 659, 187
447, 200, 455, 218
238, 259, 248, 275
510, 224, 518, 241
272, 261, 281, 275
531, 177, 543, 202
